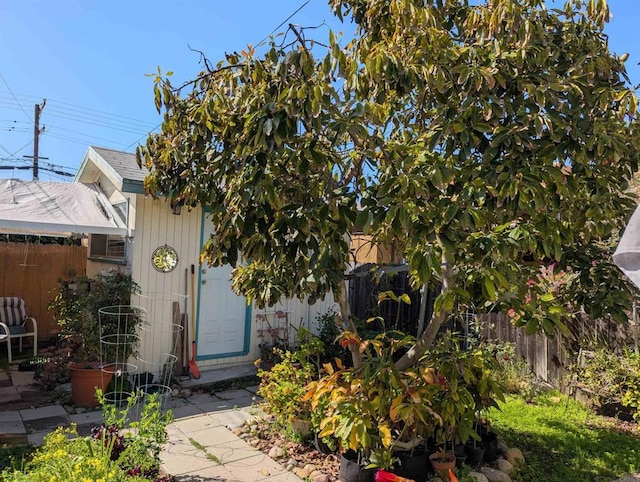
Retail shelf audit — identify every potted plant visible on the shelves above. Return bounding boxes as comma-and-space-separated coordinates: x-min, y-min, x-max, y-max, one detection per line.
46, 270, 142, 407
306, 332, 443, 481
420, 333, 505, 471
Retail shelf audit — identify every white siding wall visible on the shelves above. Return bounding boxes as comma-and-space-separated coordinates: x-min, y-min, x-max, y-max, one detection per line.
129, 195, 340, 374
130, 195, 202, 375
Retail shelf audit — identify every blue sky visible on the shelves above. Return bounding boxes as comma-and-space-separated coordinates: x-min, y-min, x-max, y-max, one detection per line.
0, 0, 638, 181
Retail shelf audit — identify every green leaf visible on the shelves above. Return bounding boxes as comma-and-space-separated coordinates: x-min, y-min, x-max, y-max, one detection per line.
483, 277, 497, 301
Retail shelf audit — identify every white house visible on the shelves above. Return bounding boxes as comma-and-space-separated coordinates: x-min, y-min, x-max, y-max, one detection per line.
74, 146, 335, 374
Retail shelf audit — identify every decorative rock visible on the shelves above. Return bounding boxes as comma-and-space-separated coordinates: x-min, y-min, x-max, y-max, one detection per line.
179, 388, 192, 398
312, 474, 330, 482
468, 472, 489, 482
295, 467, 313, 478
497, 458, 514, 474
268, 445, 285, 459
309, 470, 323, 479
247, 438, 260, 447
505, 447, 525, 466
611, 476, 640, 482
75, 407, 87, 414
302, 463, 318, 473
286, 458, 298, 467
171, 388, 179, 397
480, 466, 512, 482
497, 440, 509, 455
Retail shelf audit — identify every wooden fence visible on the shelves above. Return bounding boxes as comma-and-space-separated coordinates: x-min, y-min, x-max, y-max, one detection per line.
0, 242, 87, 341
481, 312, 639, 387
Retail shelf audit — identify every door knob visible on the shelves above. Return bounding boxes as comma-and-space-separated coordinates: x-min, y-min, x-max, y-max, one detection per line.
201, 280, 207, 285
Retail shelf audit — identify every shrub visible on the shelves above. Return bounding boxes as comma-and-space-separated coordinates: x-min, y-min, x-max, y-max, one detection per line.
1, 391, 173, 482
257, 349, 314, 428
575, 347, 640, 422
38, 271, 142, 390
486, 341, 537, 396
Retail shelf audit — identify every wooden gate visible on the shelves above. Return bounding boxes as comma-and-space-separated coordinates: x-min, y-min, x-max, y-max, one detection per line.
0, 241, 87, 340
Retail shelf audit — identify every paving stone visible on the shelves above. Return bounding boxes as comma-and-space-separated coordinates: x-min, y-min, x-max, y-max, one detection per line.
0, 419, 25, 434
16, 386, 54, 405
69, 410, 104, 426
10, 371, 35, 387
20, 404, 67, 420
23, 415, 69, 434
75, 423, 97, 436
0, 380, 12, 388
0, 410, 21, 422
0, 386, 21, 403
27, 431, 47, 447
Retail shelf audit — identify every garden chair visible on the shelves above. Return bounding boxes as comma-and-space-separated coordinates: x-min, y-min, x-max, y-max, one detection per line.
0, 297, 37, 363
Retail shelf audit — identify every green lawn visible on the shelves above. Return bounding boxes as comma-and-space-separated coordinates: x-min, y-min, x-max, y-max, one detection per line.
489, 393, 640, 482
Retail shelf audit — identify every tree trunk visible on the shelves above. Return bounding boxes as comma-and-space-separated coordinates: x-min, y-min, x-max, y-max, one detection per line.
335, 278, 363, 368
395, 250, 452, 370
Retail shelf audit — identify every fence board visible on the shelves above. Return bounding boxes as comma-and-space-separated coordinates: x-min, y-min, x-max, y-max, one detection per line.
481, 312, 638, 388
0, 242, 86, 341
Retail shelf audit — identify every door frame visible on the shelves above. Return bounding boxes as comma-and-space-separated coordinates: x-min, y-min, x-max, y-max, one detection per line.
196, 209, 252, 360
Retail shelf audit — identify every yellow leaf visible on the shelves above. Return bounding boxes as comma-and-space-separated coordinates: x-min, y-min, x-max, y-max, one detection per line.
379, 423, 392, 447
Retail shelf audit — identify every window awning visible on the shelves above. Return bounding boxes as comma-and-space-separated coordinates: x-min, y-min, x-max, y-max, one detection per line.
0, 179, 128, 236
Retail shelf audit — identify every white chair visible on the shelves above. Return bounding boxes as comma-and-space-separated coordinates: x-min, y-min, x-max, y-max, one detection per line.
0, 297, 38, 362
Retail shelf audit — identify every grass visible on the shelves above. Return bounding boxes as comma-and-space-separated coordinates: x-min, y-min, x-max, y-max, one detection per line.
489, 392, 640, 482
188, 437, 222, 464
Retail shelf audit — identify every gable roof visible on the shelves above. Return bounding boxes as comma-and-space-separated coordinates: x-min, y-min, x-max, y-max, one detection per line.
92, 146, 147, 183
75, 146, 147, 194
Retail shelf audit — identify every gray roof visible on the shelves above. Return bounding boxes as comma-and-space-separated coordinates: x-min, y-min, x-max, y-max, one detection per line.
91, 146, 147, 183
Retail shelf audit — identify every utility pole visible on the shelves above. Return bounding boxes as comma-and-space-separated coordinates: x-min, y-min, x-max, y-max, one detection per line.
23, 99, 48, 181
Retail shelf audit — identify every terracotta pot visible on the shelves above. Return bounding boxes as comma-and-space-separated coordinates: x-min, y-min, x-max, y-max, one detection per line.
69, 362, 114, 407
429, 451, 456, 474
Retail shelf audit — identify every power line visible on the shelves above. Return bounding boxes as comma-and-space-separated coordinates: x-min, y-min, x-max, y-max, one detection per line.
44, 111, 149, 135
46, 125, 122, 145
44, 132, 108, 147
0, 92, 157, 129
45, 100, 158, 128
0, 73, 31, 122
257, 0, 312, 46
122, 123, 161, 151
45, 107, 151, 133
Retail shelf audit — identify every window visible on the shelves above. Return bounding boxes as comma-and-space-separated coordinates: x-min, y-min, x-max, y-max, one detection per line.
89, 234, 126, 263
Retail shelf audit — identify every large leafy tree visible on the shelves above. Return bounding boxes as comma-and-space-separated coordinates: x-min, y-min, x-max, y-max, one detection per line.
138, 0, 639, 368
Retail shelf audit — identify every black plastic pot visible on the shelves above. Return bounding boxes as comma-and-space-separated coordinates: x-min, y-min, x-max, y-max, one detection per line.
340, 450, 375, 482
395, 449, 428, 482
465, 445, 486, 467
481, 431, 499, 462
313, 433, 336, 455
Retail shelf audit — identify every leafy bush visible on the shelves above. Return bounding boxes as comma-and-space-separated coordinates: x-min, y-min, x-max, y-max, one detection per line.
1, 390, 173, 482
38, 271, 142, 390
257, 349, 314, 428
575, 347, 640, 421
484, 341, 537, 397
